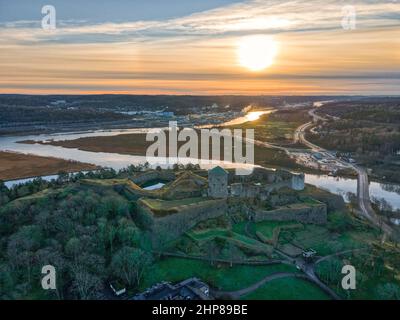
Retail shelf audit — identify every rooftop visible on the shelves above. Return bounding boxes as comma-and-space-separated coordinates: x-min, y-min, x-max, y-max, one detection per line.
209, 166, 228, 176
132, 278, 211, 300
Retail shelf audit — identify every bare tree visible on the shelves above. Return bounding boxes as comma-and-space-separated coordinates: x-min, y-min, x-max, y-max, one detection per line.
70, 264, 103, 300
111, 247, 152, 287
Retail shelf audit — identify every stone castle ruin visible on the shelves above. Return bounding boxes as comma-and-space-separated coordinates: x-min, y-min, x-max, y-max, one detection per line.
82, 166, 323, 242
208, 166, 229, 198
208, 166, 305, 200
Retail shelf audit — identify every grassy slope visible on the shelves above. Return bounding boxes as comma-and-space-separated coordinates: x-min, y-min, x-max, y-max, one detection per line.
140, 257, 298, 292
242, 277, 330, 300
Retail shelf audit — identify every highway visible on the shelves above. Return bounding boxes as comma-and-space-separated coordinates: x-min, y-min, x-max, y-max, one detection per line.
295, 107, 397, 240
293, 108, 325, 148
233, 105, 396, 240
356, 165, 395, 238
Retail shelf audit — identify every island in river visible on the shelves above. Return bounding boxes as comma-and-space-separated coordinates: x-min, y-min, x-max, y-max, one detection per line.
0, 151, 98, 181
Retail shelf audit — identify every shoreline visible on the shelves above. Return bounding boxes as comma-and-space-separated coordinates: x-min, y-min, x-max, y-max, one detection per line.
0, 151, 98, 181
11, 133, 394, 186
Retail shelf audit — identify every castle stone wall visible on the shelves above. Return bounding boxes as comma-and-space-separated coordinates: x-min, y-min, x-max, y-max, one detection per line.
228, 168, 305, 198
254, 203, 327, 225
131, 170, 175, 185
208, 173, 228, 198
291, 173, 305, 191
151, 199, 227, 241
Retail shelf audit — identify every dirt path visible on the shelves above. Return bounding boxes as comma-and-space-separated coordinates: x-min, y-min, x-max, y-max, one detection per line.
212, 272, 309, 299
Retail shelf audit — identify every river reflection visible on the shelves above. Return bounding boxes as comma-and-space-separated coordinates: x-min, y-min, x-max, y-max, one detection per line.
220, 110, 273, 126
1, 119, 400, 210
305, 174, 400, 210
197, 110, 273, 128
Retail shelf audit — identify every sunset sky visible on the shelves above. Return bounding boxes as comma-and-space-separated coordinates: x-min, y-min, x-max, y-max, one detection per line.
0, 0, 399, 95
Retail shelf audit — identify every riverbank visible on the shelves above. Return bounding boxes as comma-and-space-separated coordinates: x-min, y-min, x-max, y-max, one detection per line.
20, 132, 315, 175
0, 151, 98, 181
19, 133, 151, 157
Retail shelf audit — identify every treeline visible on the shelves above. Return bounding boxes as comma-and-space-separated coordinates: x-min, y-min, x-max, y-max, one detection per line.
316, 251, 400, 300
269, 107, 311, 124
0, 184, 153, 299
0, 168, 122, 206
309, 122, 400, 182
0, 94, 343, 119
0, 163, 207, 299
320, 99, 400, 124
308, 99, 400, 182
310, 120, 400, 156
0, 105, 130, 125
0, 165, 166, 300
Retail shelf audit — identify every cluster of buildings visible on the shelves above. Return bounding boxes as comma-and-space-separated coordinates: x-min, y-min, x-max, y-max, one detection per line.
132, 278, 210, 300
207, 166, 305, 199
99, 166, 325, 300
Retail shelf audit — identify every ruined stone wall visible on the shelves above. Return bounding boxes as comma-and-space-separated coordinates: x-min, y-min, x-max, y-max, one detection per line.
269, 193, 299, 207
228, 168, 305, 198
151, 199, 227, 241
263, 180, 293, 193
254, 203, 327, 225
131, 170, 175, 185
208, 174, 228, 198
291, 173, 305, 191
229, 167, 277, 184
229, 180, 295, 199
230, 183, 261, 198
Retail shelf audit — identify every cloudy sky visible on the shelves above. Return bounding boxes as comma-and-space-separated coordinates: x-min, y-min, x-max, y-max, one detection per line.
0, 0, 399, 95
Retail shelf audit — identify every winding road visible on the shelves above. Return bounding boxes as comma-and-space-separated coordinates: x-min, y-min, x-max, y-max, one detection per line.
295, 107, 397, 240
160, 106, 397, 300
212, 272, 311, 300
243, 221, 341, 300
157, 249, 338, 299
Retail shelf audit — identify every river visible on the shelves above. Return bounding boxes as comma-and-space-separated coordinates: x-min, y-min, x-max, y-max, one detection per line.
305, 174, 400, 210
1, 110, 400, 210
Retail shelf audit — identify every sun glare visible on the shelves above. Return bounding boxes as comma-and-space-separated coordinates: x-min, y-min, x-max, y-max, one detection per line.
246, 111, 263, 121
237, 35, 278, 72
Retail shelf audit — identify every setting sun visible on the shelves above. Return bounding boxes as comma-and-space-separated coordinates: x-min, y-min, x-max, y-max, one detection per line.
237, 35, 278, 72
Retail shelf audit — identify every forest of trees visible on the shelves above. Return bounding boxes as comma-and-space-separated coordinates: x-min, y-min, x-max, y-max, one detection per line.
308, 99, 400, 182
0, 105, 130, 125
316, 252, 400, 300
0, 164, 207, 299
0, 94, 344, 128
0, 166, 161, 299
1, 163, 399, 300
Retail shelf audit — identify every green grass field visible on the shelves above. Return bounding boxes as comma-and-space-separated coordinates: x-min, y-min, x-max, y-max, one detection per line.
231, 113, 305, 145
232, 222, 248, 235
186, 228, 273, 255
186, 228, 230, 241
140, 257, 298, 292
286, 224, 377, 256
255, 221, 299, 238
187, 228, 261, 246
233, 216, 377, 257
301, 197, 322, 205
241, 277, 330, 300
